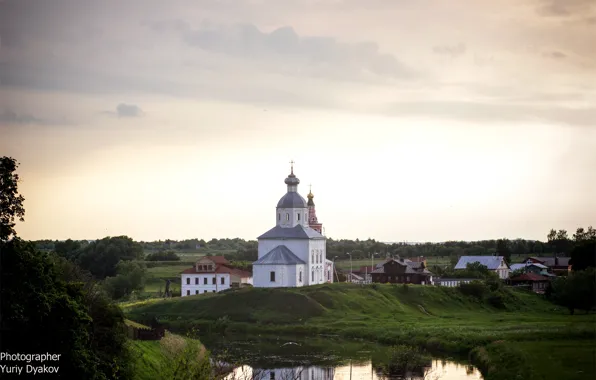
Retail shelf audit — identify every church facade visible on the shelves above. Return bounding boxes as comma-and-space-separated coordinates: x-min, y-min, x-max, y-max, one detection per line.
252, 163, 333, 288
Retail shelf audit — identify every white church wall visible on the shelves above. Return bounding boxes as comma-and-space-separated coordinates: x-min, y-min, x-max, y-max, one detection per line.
276, 207, 309, 228
258, 239, 310, 261
307, 239, 327, 285
253, 264, 305, 287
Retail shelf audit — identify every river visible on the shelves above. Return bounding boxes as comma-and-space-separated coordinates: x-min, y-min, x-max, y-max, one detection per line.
199, 334, 483, 380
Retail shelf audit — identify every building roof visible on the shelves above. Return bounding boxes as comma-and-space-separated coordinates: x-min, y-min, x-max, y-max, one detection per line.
510, 263, 548, 271
454, 256, 507, 270
370, 258, 432, 275
277, 191, 307, 208
181, 264, 251, 278
509, 273, 550, 282
252, 245, 306, 265
526, 257, 570, 267
258, 224, 324, 240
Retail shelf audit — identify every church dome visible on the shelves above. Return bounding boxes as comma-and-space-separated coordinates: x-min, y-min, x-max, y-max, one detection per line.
277, 192, 307, 208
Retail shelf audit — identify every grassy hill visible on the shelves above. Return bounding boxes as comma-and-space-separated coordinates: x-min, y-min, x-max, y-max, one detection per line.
124, 284, 595, 380
124, 283, 592, 350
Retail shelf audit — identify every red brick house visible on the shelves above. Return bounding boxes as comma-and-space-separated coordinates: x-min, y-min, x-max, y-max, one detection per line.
508, 273, 551, 293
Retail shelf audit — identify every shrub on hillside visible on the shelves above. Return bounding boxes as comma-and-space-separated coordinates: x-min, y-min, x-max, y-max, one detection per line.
458, 281, 488, 299
145, 250, 181, 261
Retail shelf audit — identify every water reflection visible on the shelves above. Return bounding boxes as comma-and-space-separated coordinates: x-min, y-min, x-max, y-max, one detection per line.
223, 359, 482, 380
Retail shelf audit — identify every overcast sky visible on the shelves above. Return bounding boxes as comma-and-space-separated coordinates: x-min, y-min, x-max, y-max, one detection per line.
1, 0, 595, 242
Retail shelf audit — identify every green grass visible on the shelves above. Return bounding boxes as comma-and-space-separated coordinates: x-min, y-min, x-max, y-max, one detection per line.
124, 283, 595, 379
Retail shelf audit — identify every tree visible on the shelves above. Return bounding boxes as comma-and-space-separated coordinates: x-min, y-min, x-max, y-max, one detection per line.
103, 261, 148, 300
549, 268, 596, 314
0, 157, 25, 242
54, 238, 83, 258
496, 239, 511, 264
74, 236, 144, 279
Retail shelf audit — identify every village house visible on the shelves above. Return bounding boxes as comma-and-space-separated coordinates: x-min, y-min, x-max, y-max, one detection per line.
435, 278, 476, 287
510, 262, 556, 278
521, 256, 571, 275
454, 256, 510, 279
508, 273, 551, 293
370, 257, 433, 285
180, 256, 252, 296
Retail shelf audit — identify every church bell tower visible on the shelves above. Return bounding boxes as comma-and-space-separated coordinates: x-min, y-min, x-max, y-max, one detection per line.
307, 185, 323, 234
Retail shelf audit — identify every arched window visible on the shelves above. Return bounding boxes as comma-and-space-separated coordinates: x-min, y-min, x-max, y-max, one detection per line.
297, 213, 300, 221
312, 270, 314, 282
286, 213, 289, 221
278, 213, 280, 221
299, 271, 302, 282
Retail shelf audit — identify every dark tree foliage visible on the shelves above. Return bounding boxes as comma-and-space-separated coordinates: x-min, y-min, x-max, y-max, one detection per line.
548, 268, 596, 314
0, 239, 133, 379
496, 239, 512, 264
72, 236, 144, 279
54, 238, 83, 257
0, 157, 25, 242
145, 250, 181, 261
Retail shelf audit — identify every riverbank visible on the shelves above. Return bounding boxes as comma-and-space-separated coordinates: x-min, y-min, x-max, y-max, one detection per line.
123, 283, 595, 379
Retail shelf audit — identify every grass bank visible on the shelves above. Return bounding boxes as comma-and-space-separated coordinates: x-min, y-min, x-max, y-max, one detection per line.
123, 283, 595, 379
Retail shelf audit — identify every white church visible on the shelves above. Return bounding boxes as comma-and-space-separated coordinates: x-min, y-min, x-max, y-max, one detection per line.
252, 162, 334, 287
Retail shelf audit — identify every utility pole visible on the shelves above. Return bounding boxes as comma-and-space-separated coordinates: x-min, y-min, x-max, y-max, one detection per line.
347, 252, 352, 283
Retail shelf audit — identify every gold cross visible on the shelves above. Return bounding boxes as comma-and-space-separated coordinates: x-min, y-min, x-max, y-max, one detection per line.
309, 184, 312, 192
289, 160, 294, 174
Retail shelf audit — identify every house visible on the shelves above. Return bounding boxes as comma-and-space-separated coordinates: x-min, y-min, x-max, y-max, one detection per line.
510, 263, 556, 278
406, 256, 427, 267
370, 257, 432, 285
435, 278, 476, 287
180, 256, 252, 296
252, 163, 333, 288
454, 256, 510, 279
508, 273, 551, 293
345, 272, 365, 284
522, 257, 571, 275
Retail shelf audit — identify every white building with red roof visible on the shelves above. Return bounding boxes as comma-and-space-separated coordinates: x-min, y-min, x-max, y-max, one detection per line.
180, 256, 252, 297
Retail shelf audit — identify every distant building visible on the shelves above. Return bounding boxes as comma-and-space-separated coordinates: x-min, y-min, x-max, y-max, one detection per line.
371, 257, 433, 285
510, 263, 556, 278
508, 273, 551, 293
252, 163, 333, 288
435, 278, 476, 287
521, 256, 571, 275
180, 256, 252, 296
454, 256, 510, 279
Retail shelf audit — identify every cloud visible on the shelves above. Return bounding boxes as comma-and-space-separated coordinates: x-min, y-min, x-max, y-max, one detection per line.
151, 20, 417, 80
537, 0, 595, 17
543, 51, 567, 59
374, 100, 596, 127
0, 109, 68, 125
116, 103, 143, 117
432, 43, 467, 58
101, 103, 144, 118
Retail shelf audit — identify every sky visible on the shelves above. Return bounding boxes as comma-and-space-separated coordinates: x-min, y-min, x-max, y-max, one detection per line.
1, 0, 595, 243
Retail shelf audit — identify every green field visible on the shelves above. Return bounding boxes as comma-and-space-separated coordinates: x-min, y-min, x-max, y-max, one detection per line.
123, 283, 595, 380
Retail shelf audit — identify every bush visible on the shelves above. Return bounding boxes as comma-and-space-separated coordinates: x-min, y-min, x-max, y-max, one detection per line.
145, 250, 181, 261
487, 293, 506, 309
458, 280, 488, 299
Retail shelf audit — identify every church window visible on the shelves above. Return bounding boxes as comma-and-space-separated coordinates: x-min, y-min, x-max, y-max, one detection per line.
195, 278, 198, 285
299, 271, 302, 282
286, 213, 289, 221
270, 271, 276, 282
221, 277, 225, 285
312, 270, 314, 282
195, 290, 198, 295
186, 290, 190, 296
270, 373, 275, 380
186, 278, 190, 285
212, 277, 216, 285
203, 278, 207, 285
297, 213, 300, 221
